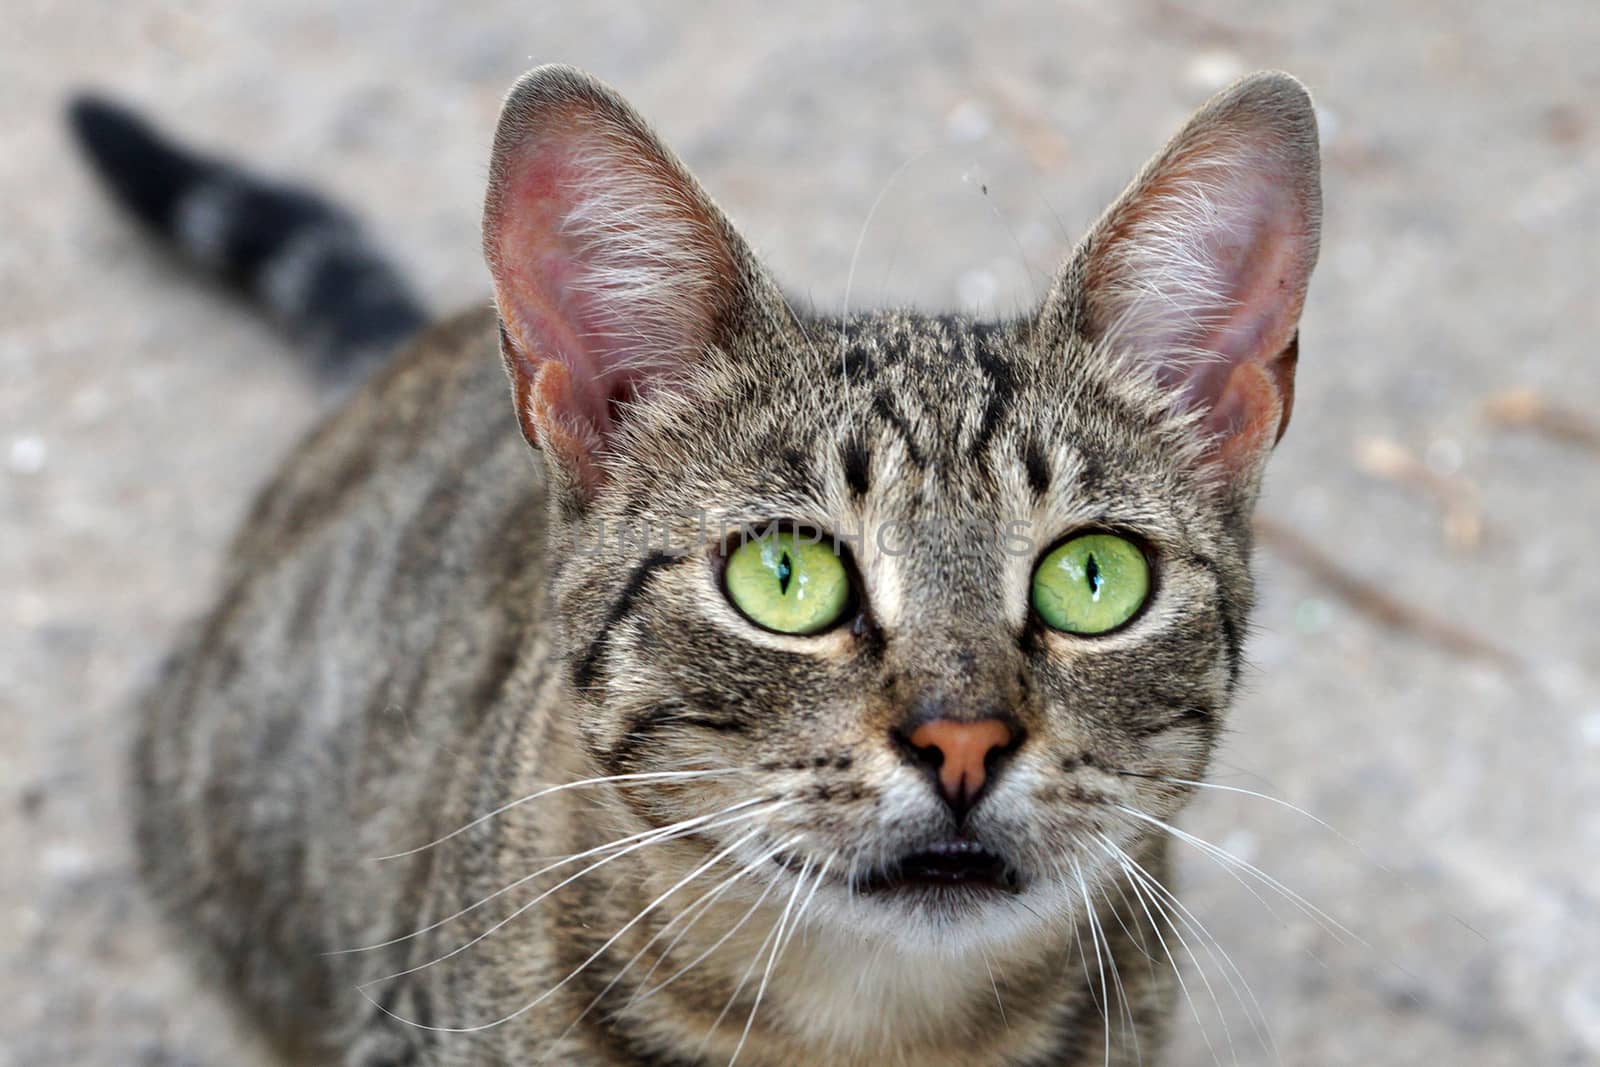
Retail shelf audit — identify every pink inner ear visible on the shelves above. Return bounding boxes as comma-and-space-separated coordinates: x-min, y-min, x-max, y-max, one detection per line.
494, 146, 632, 441
1180, 185, 1306, 435
485, 108, 737, 479
1085, 125, 1317, 468
1208, 359, 1288, 471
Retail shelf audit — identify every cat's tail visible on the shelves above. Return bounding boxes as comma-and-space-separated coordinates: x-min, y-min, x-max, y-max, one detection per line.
67, 94, 429, 375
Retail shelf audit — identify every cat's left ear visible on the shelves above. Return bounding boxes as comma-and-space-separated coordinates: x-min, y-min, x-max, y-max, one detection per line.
483, 65, 774, 501
1043, 72, 1322, 486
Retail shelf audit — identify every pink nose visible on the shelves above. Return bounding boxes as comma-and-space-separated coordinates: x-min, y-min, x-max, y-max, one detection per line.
906, 718, 1015, 814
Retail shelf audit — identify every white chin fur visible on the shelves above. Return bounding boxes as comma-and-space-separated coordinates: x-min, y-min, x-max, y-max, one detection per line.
750, 880, 1076, 1057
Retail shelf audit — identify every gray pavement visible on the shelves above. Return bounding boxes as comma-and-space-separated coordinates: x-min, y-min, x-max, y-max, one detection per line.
4, 3, 1598, 1064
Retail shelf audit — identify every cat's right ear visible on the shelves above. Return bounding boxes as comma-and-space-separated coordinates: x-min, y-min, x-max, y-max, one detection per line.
483, 66, 763, 501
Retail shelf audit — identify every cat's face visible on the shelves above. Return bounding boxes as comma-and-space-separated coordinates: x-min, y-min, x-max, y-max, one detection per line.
551, 311, 1252, 948
484, 67, 1318, 952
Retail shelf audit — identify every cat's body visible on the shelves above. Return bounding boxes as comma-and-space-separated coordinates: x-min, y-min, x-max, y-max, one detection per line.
80, 67, 1320, 1066
134, 305, 1178, 1066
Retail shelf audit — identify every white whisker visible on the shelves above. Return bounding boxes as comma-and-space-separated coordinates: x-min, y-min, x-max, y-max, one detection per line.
627, 836, 797, 1008
1104, 843, 1223, 1066
332, 795, 772, 957
1090, 880, 1144, 1066
1101, 833, 1271, 1062
483, 826, 771, 1047
1141, 772, 1486, 942
358, 800, 788, 997
369, 769, 739, 861
538, 834, 789, 1062
361, 806, 793, 1034
981, 948, 1009, 1030
728, 855, 825, 1067
1117, 805, 1363, 948
700, 860, 799, 1057
1071, 856, 1113, 1067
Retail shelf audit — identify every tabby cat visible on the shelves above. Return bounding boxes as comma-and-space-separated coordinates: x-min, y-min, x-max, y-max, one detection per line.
74, 65, 1321, 1066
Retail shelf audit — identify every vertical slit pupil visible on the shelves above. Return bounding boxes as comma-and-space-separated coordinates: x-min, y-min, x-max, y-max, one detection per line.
777, 550, 793, 595
1084, 552, 1102, 599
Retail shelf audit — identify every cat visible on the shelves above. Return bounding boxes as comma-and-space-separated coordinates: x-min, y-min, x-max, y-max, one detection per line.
73, 64, 1321, 1066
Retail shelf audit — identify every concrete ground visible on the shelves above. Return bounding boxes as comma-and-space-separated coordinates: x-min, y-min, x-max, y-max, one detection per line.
4, 2, 1598, 1064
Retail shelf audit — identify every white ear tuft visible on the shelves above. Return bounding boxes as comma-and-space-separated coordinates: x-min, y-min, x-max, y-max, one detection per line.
1057, 72, 1322, 477
552, 130, 733, 378
483, 66, 753, 497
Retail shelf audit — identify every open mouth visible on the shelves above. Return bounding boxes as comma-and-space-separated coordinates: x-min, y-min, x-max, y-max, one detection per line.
856, 839, 1021, 895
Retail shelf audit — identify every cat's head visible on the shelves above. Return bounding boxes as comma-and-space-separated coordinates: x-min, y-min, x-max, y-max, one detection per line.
484, 66, 1319, 951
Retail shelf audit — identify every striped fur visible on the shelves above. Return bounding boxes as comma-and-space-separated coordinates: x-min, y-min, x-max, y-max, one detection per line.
117, 67, 1321, 1065
69, 95, 428, 372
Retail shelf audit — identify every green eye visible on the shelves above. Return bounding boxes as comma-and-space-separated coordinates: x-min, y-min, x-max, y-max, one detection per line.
724, 530, 851, 635
1032, 533, 1150, 635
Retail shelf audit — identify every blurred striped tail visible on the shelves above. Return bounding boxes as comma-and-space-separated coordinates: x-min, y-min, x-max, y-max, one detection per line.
68, 94, 429, 375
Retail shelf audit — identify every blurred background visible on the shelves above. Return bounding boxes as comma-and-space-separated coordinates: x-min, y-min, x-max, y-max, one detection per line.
4, 2, 1598, 1064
